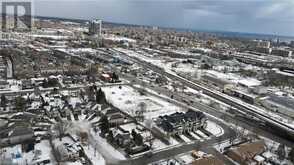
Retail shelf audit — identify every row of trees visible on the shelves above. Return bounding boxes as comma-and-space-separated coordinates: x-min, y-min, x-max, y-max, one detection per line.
263, 71, 294, 88
131, 129, 144, 146
289, 147, 294, 162
87, 85, 107, 104
276, 144, 294, 162
1, 94, 28, 112
42, 78, 59, 88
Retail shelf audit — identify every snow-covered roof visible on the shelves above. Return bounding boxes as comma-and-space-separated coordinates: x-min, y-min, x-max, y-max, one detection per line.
262, 151, 274, 159
254, 155, 265, 162
238, 78, 261, 88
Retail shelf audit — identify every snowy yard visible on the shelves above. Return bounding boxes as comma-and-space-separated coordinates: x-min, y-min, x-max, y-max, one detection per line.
178, 154, 195, 164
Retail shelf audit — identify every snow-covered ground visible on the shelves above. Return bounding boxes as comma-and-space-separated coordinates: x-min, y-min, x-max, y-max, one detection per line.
195, 130, 208, 138
169, 137, 180, 145
190, 132, 202, 140
0, 140, 57, 165
178, 154, 195, 164
102, 85, 182, 119
152, 139, 168, 150
89, 129, 126, 162
179, 135, 191, 143
83, 144, 106, 165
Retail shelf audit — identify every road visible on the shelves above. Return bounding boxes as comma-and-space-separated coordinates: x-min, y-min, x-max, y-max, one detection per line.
108, 136, 234, 165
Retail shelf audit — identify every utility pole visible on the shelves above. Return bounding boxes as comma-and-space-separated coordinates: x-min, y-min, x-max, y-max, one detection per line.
94, 144, 97, 157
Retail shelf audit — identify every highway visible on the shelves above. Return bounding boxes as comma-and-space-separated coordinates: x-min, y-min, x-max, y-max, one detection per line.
114, 49, 294, 141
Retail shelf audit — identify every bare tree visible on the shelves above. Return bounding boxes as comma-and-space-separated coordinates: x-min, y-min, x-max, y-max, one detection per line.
54, 121, 71, 141
145, 132, 154, 149
277, 144, 286, 160
135, 102, 147, 122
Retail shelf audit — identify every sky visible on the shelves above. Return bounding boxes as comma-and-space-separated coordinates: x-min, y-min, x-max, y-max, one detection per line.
31, 0, 294, 36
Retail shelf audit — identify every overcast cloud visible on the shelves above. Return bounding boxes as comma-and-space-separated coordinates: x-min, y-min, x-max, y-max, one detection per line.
33, 0, 294, 36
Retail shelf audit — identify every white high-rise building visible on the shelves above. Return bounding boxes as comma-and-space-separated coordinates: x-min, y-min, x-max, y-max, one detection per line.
257, 40, 271, 48
89, 19, 102, 36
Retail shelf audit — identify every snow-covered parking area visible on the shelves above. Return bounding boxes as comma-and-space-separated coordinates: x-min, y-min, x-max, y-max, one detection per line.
205, 121, 224, 137
102, 85, 182, 119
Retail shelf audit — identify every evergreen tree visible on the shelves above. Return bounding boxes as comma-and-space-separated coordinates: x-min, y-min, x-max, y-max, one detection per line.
42, 79, 48, 88
132, 129, 143, 146
112, 72, 119, 82
96, 88, 106, 104
277, 144, 286, 160
1, 94, 7, 109
80, 89, 85, 101
107, 130, 114, 143
87, 86, 95, 101
131, 129, 137, 139
288, 147, 294, 162
15, 96, 26, 112
135, 133, 144, 146
99, 116, 109, 135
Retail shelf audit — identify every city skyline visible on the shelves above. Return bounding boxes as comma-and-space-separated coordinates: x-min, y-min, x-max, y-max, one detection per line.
32, 0, 294, 36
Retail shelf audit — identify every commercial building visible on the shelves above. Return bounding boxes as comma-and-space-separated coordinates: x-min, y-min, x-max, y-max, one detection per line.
256, 41, 271, 48
271, 48, 292, 57
255, 47, 271, 54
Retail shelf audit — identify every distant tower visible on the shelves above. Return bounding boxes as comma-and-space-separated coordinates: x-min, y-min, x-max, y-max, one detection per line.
277, 38, 280, 45
88, 19, 102, 47
89, 19, 102, 36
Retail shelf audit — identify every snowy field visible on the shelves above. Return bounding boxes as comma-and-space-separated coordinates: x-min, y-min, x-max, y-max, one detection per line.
178, 154, 195, 164
102, 85, 182, 119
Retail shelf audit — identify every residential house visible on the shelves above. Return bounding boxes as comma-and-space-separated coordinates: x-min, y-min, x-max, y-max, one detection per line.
0, 126, 34, 146
157, 110, 207, 136
114, 132, 132, 148
109, 113, 126, 125
227, 140, 266, 165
